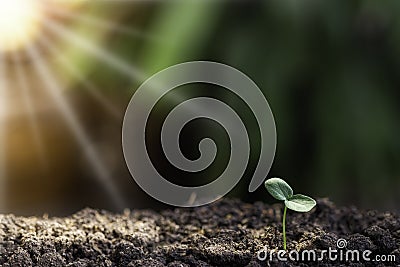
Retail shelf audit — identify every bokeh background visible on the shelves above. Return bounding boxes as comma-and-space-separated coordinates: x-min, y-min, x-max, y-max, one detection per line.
0, 0, 399, 215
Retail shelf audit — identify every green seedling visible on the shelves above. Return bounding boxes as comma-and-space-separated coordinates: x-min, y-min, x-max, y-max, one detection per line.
265, 177, 316, 250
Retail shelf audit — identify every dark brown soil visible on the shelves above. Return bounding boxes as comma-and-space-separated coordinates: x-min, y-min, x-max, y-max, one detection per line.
0, 199, 399, 266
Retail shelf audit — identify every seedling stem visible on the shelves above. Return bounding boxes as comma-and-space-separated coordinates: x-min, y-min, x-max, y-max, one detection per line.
283, 206, 287, 250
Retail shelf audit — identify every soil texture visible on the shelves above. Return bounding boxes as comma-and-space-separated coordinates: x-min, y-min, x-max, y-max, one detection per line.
0, 198, 399, 266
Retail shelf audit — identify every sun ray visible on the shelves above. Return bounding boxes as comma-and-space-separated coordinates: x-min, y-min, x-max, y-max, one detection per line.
0, 53, 8, 211
41, 2, 162, 43
0, 0, 43, 53
25, 43, 125, 209
43, 17, 147, 82
12, 52, 49, 170
37, 33, 122, 119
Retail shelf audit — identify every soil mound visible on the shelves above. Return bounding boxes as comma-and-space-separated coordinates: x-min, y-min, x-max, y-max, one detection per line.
0, 199, 399, 266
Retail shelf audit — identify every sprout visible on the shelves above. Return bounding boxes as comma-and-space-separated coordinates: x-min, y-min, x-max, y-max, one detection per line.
265, 177, 316, 250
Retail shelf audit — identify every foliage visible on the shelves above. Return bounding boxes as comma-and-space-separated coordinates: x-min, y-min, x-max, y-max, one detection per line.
265, 177, 316, 249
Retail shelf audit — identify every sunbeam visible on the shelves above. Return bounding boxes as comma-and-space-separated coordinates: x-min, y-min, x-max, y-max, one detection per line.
12, 52, 49, 170
0, 54, 8, 211
41, 3, 162, 43
44, 17, 147, 82
37, 34, 122, 119
25, 43, 125, 209
0, 0, 43, 52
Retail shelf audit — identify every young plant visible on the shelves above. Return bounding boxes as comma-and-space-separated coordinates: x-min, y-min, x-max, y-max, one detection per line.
265, 177, 316, 250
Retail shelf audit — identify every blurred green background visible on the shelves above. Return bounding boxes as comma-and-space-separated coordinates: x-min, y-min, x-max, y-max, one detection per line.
1, 0, 399, 215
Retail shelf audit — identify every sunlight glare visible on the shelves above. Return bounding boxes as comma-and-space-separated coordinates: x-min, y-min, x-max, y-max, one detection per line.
0, 0, 43, 52
44, 18, 147, 82
48, 0, 86, 9
37, 34, 122, 119
26, 43, 125, 209
13, 52, 48, 169
0, 54, 7, 211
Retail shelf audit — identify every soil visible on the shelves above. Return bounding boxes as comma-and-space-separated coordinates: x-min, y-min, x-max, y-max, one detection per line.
0, 198, 399, 267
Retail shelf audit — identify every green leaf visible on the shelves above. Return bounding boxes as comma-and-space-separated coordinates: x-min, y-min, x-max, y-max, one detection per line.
265, 178, 293, 201
284, 194, 316, 212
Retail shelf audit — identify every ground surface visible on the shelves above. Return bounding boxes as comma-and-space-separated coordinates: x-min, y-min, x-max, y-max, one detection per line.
0, 199, 399, 267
